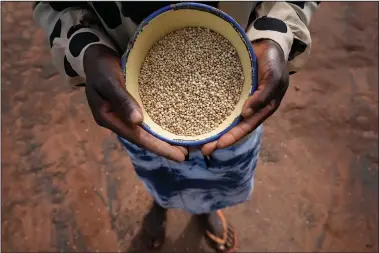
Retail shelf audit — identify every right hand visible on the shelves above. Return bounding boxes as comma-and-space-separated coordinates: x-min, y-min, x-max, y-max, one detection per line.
83, 44, 187, 162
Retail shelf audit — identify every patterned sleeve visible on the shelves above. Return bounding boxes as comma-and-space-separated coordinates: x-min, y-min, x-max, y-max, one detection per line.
246, 2, 319, 74
33, 2, 118, 86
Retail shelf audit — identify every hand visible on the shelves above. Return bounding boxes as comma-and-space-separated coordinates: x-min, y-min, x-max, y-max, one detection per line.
83, 44, 187, 162
201, 39, 289, 155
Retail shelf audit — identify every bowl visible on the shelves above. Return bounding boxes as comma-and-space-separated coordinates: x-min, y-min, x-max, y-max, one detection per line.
121, 2, 258, 147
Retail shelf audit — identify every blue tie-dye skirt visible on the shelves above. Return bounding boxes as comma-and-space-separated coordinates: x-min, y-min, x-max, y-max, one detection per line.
117, 125, 263, 214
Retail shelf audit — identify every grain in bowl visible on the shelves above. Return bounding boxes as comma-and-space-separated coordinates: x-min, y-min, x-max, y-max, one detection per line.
139, 27, 244, 137
121, 3, 257, 146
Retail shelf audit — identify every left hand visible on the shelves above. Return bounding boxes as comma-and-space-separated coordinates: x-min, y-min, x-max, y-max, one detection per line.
201, 39, 290, 156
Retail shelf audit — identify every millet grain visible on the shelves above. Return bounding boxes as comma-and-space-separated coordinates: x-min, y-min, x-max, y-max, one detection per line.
139, 27, 244, 136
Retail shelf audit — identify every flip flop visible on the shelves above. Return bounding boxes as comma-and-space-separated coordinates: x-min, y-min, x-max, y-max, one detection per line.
142, 203, 167, 250
204, 210, 238, 253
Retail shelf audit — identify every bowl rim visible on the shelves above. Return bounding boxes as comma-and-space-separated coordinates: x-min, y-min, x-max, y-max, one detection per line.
121, 2, 258, 147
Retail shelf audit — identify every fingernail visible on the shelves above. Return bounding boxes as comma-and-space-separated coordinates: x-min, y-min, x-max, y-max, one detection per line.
244, 108, 253, 118
130, 109, 142, 124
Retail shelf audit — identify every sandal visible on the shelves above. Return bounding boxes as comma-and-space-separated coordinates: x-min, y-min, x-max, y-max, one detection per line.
203, 210, 238, 253
142, 202, 167, 250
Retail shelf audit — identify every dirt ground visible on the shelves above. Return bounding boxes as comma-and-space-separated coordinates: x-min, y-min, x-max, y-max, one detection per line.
1, 2, 378, 252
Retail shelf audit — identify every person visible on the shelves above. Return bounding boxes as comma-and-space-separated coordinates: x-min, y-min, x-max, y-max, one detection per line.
33, 2, 319, 252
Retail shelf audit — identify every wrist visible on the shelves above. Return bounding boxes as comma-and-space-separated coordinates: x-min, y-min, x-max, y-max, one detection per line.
84, 44, 118, 58
84, 44, 120, 75
251, 39, 286, 63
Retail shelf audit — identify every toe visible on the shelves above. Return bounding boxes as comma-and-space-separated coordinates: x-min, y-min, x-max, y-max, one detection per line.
152, 239, 163, 249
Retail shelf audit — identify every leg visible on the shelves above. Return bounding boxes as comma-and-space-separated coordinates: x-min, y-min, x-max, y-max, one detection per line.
200, 210, 237, 253
194, 128, 263, 252
142, 200, 168, 249
117, 137, 169, 248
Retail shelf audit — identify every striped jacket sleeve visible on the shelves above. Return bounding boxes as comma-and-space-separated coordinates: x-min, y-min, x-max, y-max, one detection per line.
246, 2, 319, 74
33, 2, 118, 86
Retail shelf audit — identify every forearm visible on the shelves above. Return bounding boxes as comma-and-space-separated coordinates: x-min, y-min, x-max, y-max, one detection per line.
33, 2, 118, 86
246, 2, 320, 74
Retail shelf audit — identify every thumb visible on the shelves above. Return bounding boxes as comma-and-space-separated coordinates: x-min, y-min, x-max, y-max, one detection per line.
113, 86, 144, 125
242, 83, 274, 118
99, 78, 143, 125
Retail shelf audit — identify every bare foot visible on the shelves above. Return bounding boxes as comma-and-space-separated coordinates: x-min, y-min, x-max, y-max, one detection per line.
142, 201, 167, 250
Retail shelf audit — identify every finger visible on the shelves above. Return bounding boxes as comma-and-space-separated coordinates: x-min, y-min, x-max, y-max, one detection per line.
200, 141, 218, 156
88, 86, 185, 162
86, 82, 112, 121
97, 75, 143, 125
217, 102, 276, 149
175, 146, 189, 156
242, 79, 275, 118
101, 110, 185, 162
112, 85, 143, 125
